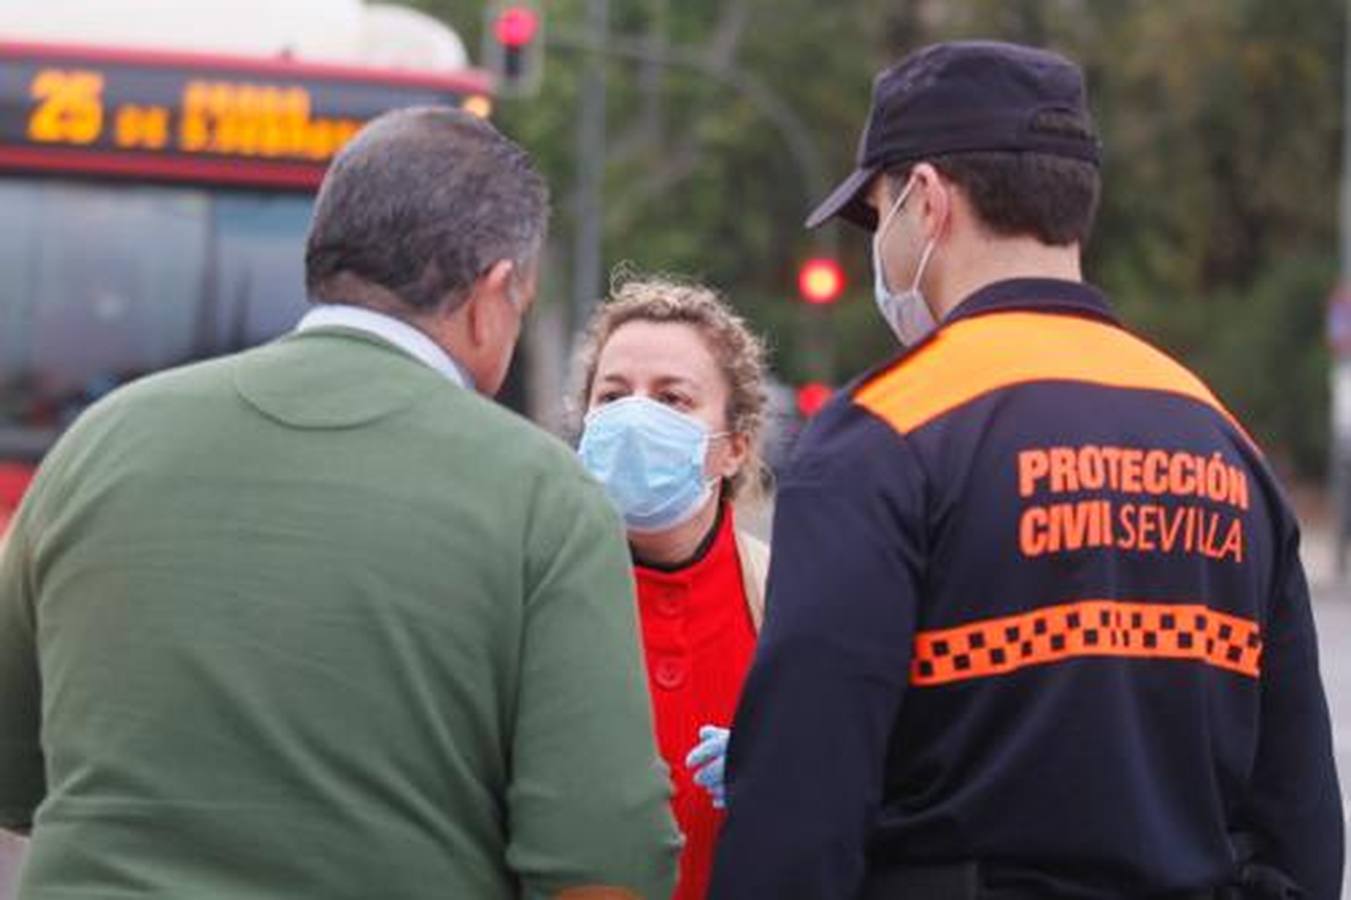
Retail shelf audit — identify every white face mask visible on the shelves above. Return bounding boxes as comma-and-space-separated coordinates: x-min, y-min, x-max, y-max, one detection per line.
872, 177, 939, 346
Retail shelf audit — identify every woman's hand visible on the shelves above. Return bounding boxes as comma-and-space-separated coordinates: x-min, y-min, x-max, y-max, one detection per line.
685, 725, 730, 809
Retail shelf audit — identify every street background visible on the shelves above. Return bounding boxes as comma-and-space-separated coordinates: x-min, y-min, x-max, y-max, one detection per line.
2, 0, 1351, 895
1302, 502, 1351, 898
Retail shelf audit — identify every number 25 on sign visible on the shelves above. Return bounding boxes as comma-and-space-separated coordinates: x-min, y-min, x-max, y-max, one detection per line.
28, 69, 106, 145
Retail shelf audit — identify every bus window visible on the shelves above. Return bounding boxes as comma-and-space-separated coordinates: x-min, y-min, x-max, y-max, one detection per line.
0, 180, 208, 428
208, 193, 312, 353
0, 179, 312, 468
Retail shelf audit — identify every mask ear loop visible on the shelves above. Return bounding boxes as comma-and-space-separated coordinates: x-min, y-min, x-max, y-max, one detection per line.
908, 176, 949, 319
877, 177, 915, 238
911, 237, 939, 293
873, 177, 917, 298
703, 430, 738, 491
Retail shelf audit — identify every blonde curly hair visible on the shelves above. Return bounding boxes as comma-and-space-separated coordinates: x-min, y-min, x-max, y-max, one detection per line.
572, 272, 770, 501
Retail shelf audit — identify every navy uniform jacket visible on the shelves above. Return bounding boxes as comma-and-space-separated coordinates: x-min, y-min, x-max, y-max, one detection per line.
709, 280, 1343, 899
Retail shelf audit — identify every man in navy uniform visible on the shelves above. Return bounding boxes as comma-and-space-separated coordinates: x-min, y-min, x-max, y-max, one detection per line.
709, 41, 1343, 899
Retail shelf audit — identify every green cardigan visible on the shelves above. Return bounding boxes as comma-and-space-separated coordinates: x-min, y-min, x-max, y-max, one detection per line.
0, 327, 680, 899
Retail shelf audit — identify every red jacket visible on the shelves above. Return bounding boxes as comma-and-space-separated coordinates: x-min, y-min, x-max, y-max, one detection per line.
634, 504, 763, 900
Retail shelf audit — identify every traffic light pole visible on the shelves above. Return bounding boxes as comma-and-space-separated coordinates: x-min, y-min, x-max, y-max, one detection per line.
570, 0, 609, 330
546, 28, 837, 255
1336, 0, 1351, 579
550, 20, 842, 396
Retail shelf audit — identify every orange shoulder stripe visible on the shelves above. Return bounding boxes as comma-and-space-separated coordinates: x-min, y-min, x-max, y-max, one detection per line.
854, 312, 1249, 441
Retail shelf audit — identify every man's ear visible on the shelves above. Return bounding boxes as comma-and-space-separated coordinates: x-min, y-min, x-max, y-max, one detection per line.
479, 258, 516, 300
910, 163, 951, 241
463, 259, 516, 347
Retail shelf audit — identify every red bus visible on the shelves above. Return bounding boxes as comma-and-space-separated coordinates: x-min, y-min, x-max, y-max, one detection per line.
0, 38, 492, 533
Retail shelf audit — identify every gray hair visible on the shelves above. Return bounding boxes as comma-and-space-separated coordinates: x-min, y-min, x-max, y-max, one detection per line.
305, 106, 549, 312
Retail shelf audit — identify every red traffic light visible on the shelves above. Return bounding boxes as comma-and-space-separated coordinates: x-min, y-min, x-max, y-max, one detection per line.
494, 6, 540, 49
798, 257, 845, 305
796, 382, 834, 418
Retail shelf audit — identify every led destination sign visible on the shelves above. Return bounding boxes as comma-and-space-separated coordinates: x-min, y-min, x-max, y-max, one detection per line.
0, 41, 492, 188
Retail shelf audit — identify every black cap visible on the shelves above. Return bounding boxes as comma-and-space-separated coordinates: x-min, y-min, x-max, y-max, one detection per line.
806, 41, 1101, 231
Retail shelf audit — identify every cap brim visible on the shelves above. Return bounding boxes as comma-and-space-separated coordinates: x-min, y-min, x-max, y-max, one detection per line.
805, 166, 879, 231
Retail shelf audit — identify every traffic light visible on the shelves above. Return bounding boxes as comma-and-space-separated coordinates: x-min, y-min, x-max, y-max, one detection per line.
796, 382, 834, 418
484, 2, 543, 98
798, 257, 845, 305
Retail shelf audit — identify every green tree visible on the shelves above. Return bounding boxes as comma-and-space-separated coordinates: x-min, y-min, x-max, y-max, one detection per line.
407, 0, 1344, 477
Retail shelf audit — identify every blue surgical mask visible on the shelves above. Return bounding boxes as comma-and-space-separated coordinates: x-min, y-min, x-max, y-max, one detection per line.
578, 396, 724, 533
872, 177, 939, 346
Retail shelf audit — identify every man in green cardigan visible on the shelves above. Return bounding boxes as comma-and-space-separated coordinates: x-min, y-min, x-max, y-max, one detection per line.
0, 107, 679, 899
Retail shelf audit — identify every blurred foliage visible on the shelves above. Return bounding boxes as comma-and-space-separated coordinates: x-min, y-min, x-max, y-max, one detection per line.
405, 0, 1344, 478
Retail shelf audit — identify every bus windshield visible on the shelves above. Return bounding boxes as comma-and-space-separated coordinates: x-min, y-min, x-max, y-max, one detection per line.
0, 177, 312, 462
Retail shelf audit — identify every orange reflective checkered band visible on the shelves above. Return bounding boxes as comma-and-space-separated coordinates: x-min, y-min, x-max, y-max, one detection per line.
855, 312, 1252, 444
911, 599, 1262, 686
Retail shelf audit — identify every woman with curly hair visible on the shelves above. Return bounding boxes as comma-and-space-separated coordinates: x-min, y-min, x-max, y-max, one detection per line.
573, 274, 771, 900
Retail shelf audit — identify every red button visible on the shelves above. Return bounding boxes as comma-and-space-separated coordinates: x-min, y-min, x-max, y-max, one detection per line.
651, 584, 686, 618
653, 657, 688, 690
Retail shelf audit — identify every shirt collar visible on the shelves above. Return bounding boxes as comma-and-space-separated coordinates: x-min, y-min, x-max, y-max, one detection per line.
943, 278, 1118, 327
296, 304, 474, 390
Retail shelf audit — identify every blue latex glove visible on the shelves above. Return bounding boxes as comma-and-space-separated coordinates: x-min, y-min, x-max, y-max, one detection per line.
685, 724, 730, 809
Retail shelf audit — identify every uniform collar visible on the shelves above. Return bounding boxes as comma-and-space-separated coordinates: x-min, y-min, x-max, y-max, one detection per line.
296, 303, 474, 390
845, 279, 1119, 401
943, 278, 1118, 327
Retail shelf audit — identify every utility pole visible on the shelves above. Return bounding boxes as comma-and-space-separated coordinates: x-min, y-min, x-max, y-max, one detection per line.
552, 16, 843, 394
1335, 0, 1351, 578
548, 28, 835, 253
552, 20, 842, 392
570, 0, 608, 330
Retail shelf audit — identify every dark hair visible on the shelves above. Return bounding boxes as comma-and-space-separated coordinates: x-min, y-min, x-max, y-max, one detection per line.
888, 113, 1101, 245
305, 106, 549, 312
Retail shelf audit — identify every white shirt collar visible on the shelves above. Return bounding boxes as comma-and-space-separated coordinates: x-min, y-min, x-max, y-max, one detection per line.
296, 304, 473, 390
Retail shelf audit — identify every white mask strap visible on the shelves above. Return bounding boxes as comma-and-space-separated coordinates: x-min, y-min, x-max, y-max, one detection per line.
876, 177, 915, 244
912, 237, 938, 292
